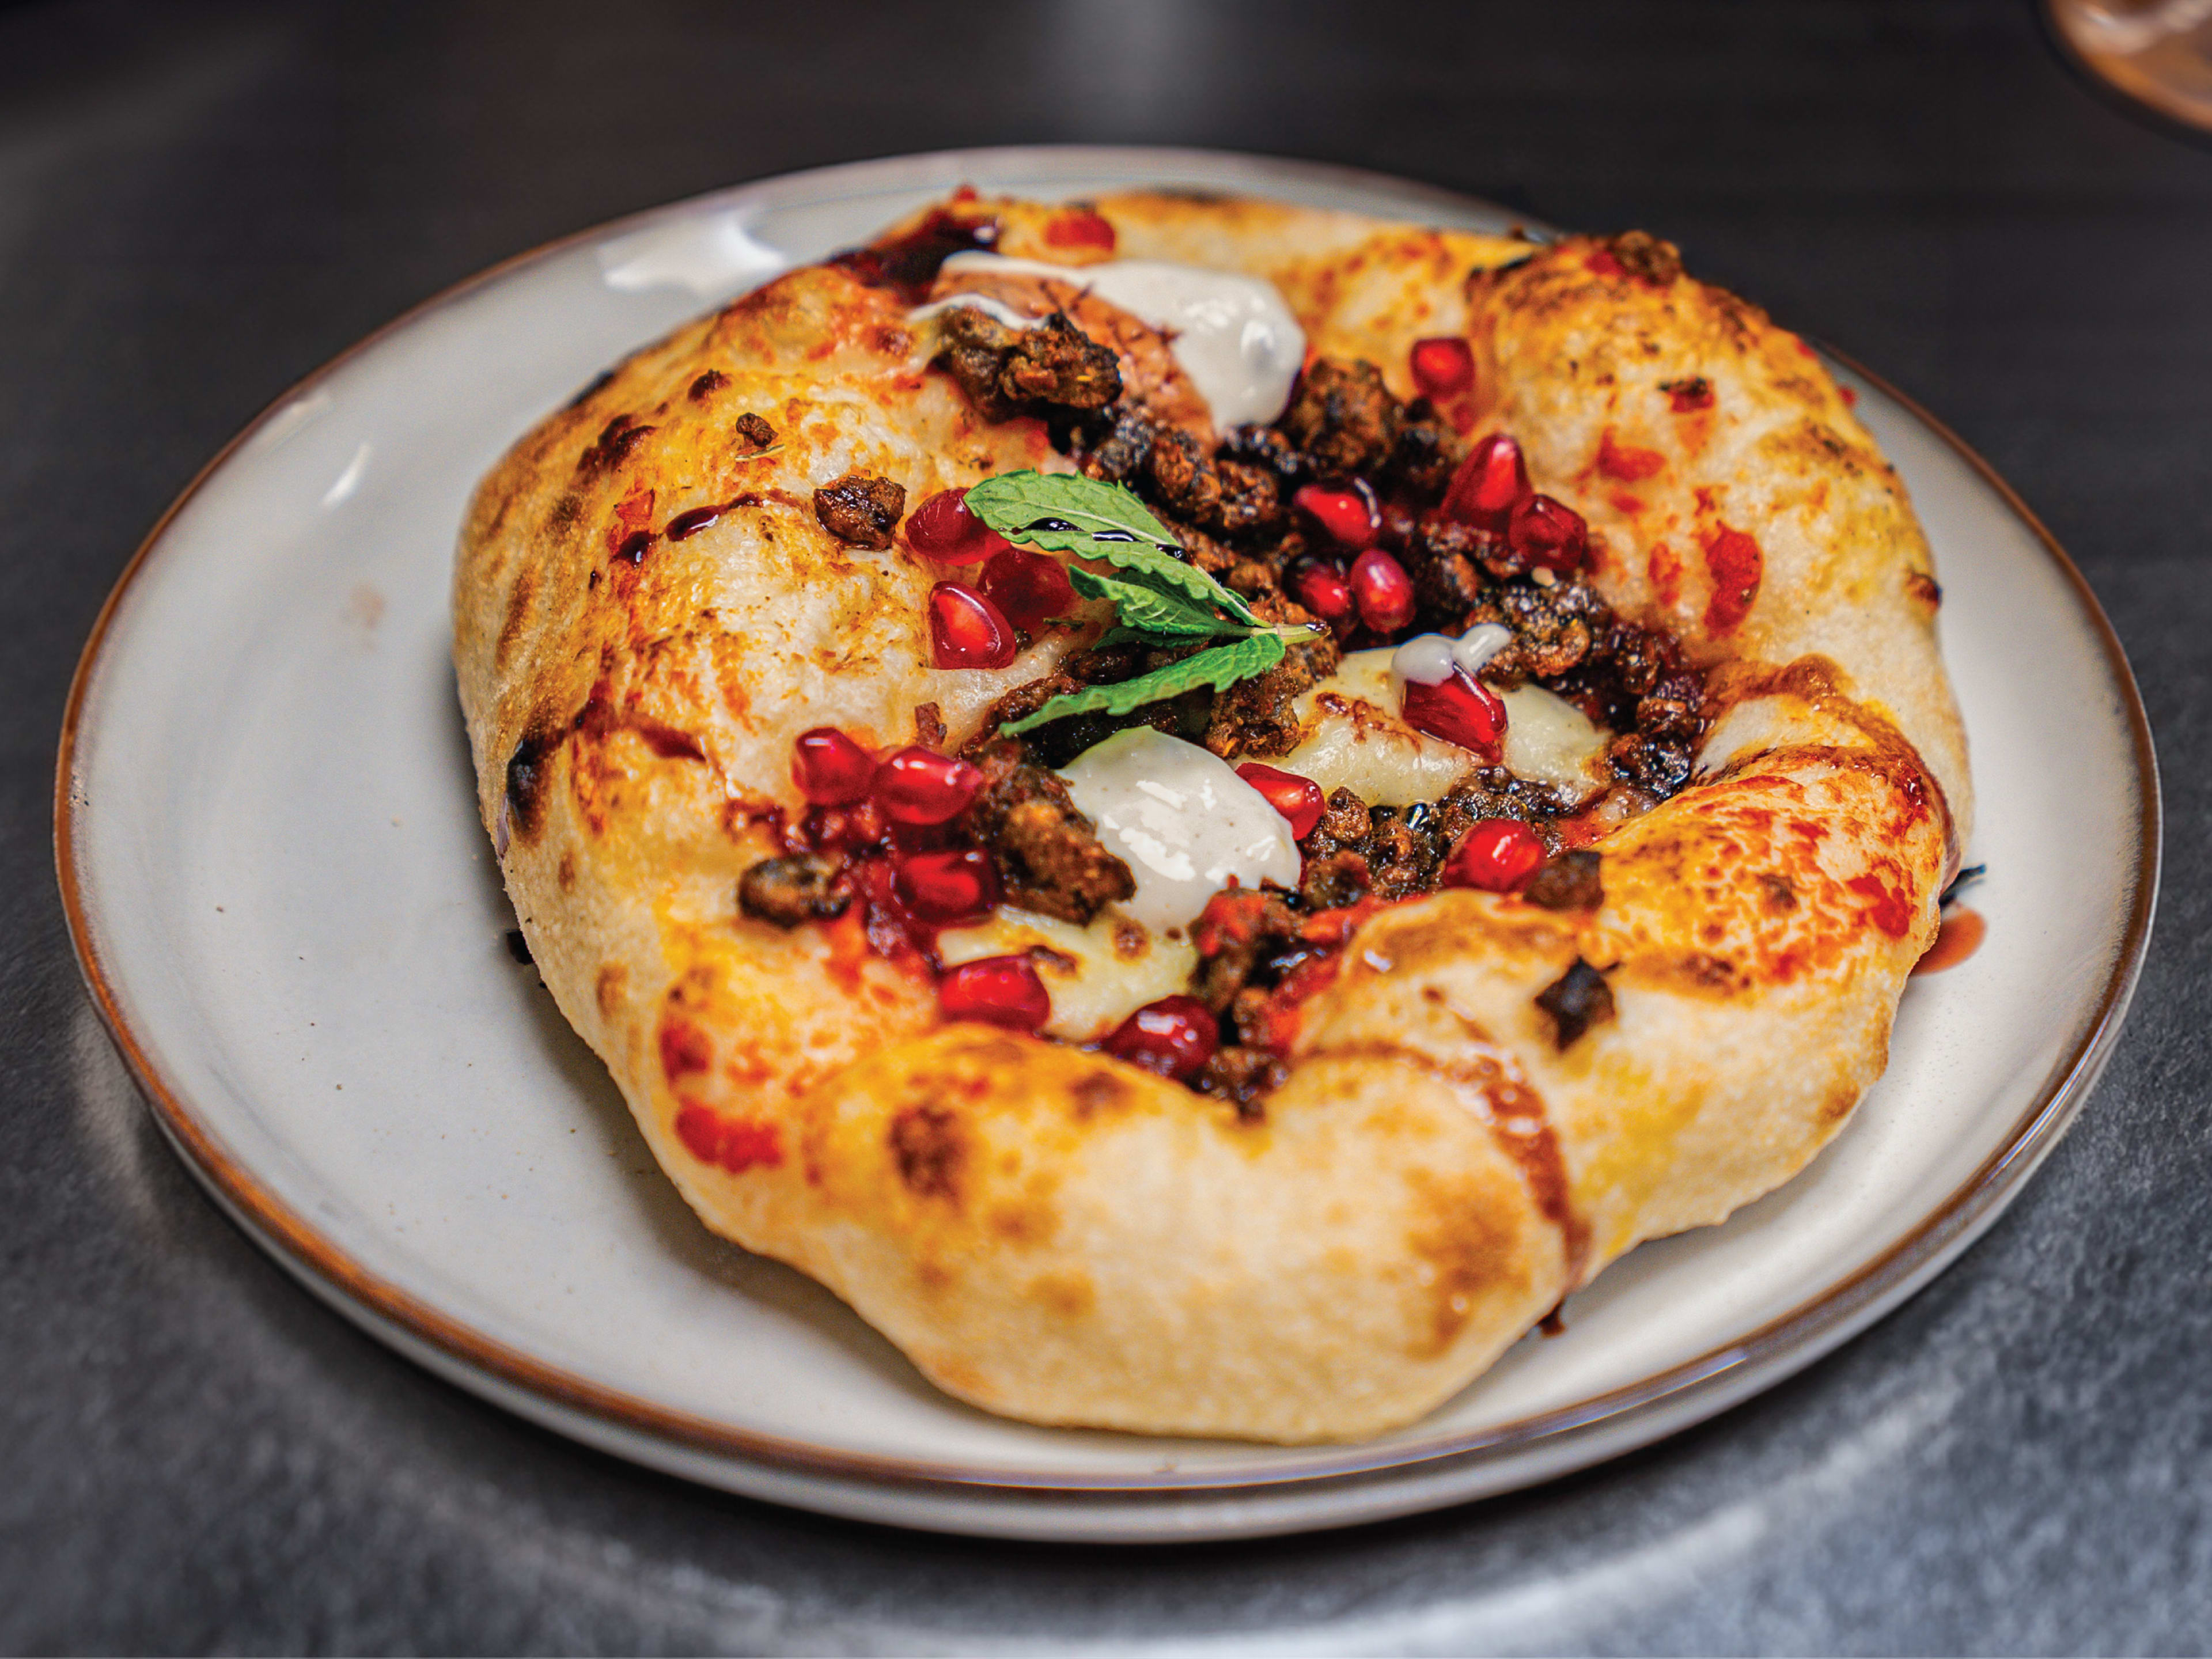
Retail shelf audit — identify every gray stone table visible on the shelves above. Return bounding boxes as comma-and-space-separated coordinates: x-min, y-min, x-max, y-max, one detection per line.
3, 0, 2206, 1650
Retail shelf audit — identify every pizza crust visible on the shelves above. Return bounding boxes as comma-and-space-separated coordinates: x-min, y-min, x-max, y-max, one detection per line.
454, 194, 1969, 1442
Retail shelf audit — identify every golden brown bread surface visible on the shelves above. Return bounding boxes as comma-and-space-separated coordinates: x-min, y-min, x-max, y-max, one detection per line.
453, 192, 1969, 1441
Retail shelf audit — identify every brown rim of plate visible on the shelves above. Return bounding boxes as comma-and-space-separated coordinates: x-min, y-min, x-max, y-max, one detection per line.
51, 152, 2162, 1502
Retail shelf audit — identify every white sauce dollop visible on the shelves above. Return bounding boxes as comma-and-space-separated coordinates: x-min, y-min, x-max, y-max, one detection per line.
1059, 727, 1302, 933
1387, 625, 1513, 697
931, 252, 1307, 428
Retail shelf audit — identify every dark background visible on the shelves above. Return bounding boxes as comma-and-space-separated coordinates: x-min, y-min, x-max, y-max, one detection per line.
5, 0, 2209, 1650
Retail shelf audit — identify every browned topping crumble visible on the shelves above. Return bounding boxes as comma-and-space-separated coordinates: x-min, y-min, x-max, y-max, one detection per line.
813, 472, 907, 549
934, 308, 1122, 421
956, 740, 1134, 925
913, 701, 947, 749
739, 853, 850, 927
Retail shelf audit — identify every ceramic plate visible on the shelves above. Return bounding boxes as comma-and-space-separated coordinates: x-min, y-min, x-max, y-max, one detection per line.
57, 147, 2158, 1542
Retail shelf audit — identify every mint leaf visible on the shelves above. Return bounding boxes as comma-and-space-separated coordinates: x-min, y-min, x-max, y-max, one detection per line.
1067, 566, 1250, 638
965, 471, 1262, 628
999, 632, 1288, 736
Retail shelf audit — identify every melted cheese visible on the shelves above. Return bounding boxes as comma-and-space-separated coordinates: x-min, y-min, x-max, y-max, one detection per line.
1059, 728, 1302, 933
1281, 647, 1609, 806
937, 908, 1196, 1041
933, 253, 1306, 427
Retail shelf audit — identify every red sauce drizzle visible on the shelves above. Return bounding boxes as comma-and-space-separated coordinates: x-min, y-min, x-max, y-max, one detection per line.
1044, 208, 1117, 252
1597, 429, 1665, 482
1912, 907, 1985, 974
1846, 873, 1915, 940
1700, 525, 1763, 631
675, 1102, 784, 1173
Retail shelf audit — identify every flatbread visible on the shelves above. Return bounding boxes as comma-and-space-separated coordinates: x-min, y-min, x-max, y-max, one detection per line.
453, 193, 1967, 1442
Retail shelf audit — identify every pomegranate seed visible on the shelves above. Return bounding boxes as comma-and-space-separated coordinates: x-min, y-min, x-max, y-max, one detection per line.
906, 489, 998, 562
978, 547, 1075, 631
1236, 762, 1325, 839
1104, 995, 1219, 1081
791, 726, 876, 805
893, 847, 999, 924
1442, 819, 1546, 892
1442, 433, 1531, 530
1410, 336, 1475, 400
1402, 667, 1506, 757
1291, 561, 1355, 626
929, 581, 1017, 669
873, 747, 983, 825
1350, 548, 1416, 633
1507, 494, 1588, 573
1293, 484, 1378, 549
937, 955, 1050, 1031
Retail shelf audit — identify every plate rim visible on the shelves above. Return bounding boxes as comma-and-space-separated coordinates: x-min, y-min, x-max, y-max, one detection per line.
52, 143, 2163, 1508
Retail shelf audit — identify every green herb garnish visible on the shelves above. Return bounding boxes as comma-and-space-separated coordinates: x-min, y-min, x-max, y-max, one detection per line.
964, 471, 1314, 735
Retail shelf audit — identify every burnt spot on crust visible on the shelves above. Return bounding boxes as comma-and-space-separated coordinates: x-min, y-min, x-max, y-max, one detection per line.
594, 961, 628, 1020
935, 308, 1123, 421
576, 413, 656, 476
1070, 1069, 1135, 1120
1536, 958, 1615, 1050
1522, 850, 1603, 911
959, 740, 1135, 925
1906, 570, 1942, 610
687, 369, 729, 402
812, 473, 907, 549
738, 853, 851, 927
1599, 230, 1684, 287
564, 368, 616, 410
831, 204, 998, 302
1759, 872, 1798, 913
494, 559, 541, 675
734, 411, 776, 450
502, 719, 563, 849
888, 1103, 967, 1200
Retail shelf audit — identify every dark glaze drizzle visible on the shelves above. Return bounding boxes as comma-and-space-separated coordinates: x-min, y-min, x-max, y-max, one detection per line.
578, 691, 706, 762
663, 493, 764, 544
830, 207, 999, 304
666, 505, 724, 541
